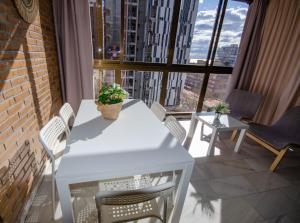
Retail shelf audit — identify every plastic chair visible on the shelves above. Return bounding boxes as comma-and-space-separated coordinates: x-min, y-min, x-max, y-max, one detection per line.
95, 181, 175, 223
151, 102, 167, 122
164, 116, 186, 144
39, 116, 69, 218
59, 103, 75, 134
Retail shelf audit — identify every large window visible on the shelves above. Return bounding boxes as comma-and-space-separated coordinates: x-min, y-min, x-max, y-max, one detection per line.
91, 0, 249, 114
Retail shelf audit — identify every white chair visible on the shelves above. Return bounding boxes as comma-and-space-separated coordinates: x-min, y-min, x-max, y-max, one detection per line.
96, 180, 175, 223
164, 116, 186, 144
59, 103, 75, 134
39, 116, 69, 218
164, 115, 186, 203
151, 102, 167, 122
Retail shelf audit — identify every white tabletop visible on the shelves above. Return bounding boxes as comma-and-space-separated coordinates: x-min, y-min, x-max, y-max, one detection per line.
194, 112, 249, 130
56, 99, 194, 182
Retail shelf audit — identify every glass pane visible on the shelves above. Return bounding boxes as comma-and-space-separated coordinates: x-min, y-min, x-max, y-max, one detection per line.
121, 71, 162, 106
214, 0, 249, 67
165, 73, 204, 112
174, 0, 219, 65
123, 0, 173, 63
93, 70, 115, 99
90, 1, 98, 59
103, 0, 121, 60
203, 73, 231, 111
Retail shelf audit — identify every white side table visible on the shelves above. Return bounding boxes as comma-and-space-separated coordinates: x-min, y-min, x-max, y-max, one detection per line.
187, 112, 249, 155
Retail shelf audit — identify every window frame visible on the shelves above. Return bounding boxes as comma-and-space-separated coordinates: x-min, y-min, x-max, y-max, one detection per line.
93, 0, 248, 114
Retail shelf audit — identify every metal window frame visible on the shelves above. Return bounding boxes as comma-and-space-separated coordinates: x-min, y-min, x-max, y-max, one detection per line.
93, 0, 240, 114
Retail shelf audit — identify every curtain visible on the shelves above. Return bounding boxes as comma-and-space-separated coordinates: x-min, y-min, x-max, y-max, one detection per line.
228, 0, 268, 92
249, 0, 300, 124
53, 0, 93, 112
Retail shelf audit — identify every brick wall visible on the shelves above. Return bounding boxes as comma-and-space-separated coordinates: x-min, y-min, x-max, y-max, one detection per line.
0, 0, 62, 222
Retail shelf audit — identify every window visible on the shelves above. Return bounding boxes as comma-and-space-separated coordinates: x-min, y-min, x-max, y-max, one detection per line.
175, 0, 219, 65
165, 73, 204, 112
121, 71, 162, 106
203, 73, 232, 110
214, 0, 248, 66
91, 0, 249, 114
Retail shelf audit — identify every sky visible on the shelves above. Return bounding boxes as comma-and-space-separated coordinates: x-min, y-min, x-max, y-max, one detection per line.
190, 0, 249, 60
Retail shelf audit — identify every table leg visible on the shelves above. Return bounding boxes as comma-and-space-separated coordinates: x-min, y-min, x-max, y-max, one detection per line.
234, 129, 246, 152
56, 179, 74, 222
200, 122, 205, 140
187, 114, 198, 138
171, 162, 194, 223
207, 128, 218, 156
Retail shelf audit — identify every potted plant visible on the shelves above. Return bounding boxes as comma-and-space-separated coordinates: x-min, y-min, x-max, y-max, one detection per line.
212, 102, 230, 120
97, 84, 127, 120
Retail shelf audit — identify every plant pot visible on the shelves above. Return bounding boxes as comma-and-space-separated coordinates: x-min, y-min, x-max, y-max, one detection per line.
97, 102, 123, 120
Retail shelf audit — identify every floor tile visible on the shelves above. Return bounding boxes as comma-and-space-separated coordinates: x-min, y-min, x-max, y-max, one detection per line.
244, 189, 300, 219
208, 175, 257, 199
244, 157, 274, 172
198, 159, 255, 179
244, 171, 290, 192
280, 185, 300, 205
219, 197, 263, 223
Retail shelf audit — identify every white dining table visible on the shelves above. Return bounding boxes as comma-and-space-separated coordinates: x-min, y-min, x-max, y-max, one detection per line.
56, 99, 194, 223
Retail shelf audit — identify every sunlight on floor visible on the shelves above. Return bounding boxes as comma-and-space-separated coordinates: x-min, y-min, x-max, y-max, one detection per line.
180, 120, 222, 158
181, 183, 222, 223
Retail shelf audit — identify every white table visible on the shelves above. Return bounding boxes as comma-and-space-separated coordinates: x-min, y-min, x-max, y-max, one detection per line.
187, 112, 249, 155
56, 99, 194, 223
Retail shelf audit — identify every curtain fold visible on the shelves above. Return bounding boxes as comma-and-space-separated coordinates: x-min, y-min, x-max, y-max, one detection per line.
53, 0, 93, 113
228, 0, 268, 92
249, 0, 300, 124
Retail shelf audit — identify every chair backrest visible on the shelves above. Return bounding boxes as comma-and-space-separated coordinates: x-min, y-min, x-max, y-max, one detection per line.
59, 103, 75, 131
39, 116, 68, 159
226, 89, 262, 120
150, 102, 166, 122
272, 106, 300, 140
164, 116, 186, 144
95, 181, 175, 206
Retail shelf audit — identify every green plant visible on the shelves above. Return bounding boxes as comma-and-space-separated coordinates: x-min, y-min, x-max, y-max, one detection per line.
98, 84, 127, 105
212, 102, 230, 114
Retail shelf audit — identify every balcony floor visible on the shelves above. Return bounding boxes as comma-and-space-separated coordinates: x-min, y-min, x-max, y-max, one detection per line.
25, 120, 300, 223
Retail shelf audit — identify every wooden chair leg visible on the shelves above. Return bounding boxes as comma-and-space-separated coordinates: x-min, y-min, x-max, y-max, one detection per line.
230, 130, 238, 141
270, 148, 288, 172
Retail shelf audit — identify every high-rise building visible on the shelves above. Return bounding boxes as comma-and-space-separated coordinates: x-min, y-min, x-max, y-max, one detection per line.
216, 44, 239, 66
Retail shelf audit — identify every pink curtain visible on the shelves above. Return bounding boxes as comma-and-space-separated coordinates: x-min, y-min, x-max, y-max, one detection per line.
53, 0, 93, 112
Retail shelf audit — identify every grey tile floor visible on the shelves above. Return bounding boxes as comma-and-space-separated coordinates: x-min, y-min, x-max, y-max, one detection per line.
25, 120, 300, 223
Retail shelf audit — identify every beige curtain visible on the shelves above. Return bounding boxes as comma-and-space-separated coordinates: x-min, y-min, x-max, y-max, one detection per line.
249, 0, 300, 125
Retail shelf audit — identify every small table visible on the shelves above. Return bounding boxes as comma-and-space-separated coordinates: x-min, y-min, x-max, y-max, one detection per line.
187, 112, 249, 155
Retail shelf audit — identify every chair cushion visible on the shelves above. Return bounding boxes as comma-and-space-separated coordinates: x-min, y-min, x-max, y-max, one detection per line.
248, 123, 298, 150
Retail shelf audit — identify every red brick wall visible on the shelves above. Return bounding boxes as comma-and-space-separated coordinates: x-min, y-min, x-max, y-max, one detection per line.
0, 0, 62, 222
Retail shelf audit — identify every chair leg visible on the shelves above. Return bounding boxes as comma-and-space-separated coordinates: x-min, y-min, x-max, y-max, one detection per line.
171, 171, 176, 206
163, 197, 168, 223
270, 148, 288, 172
51, 162, 56, 219
230, 129, 238, 141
